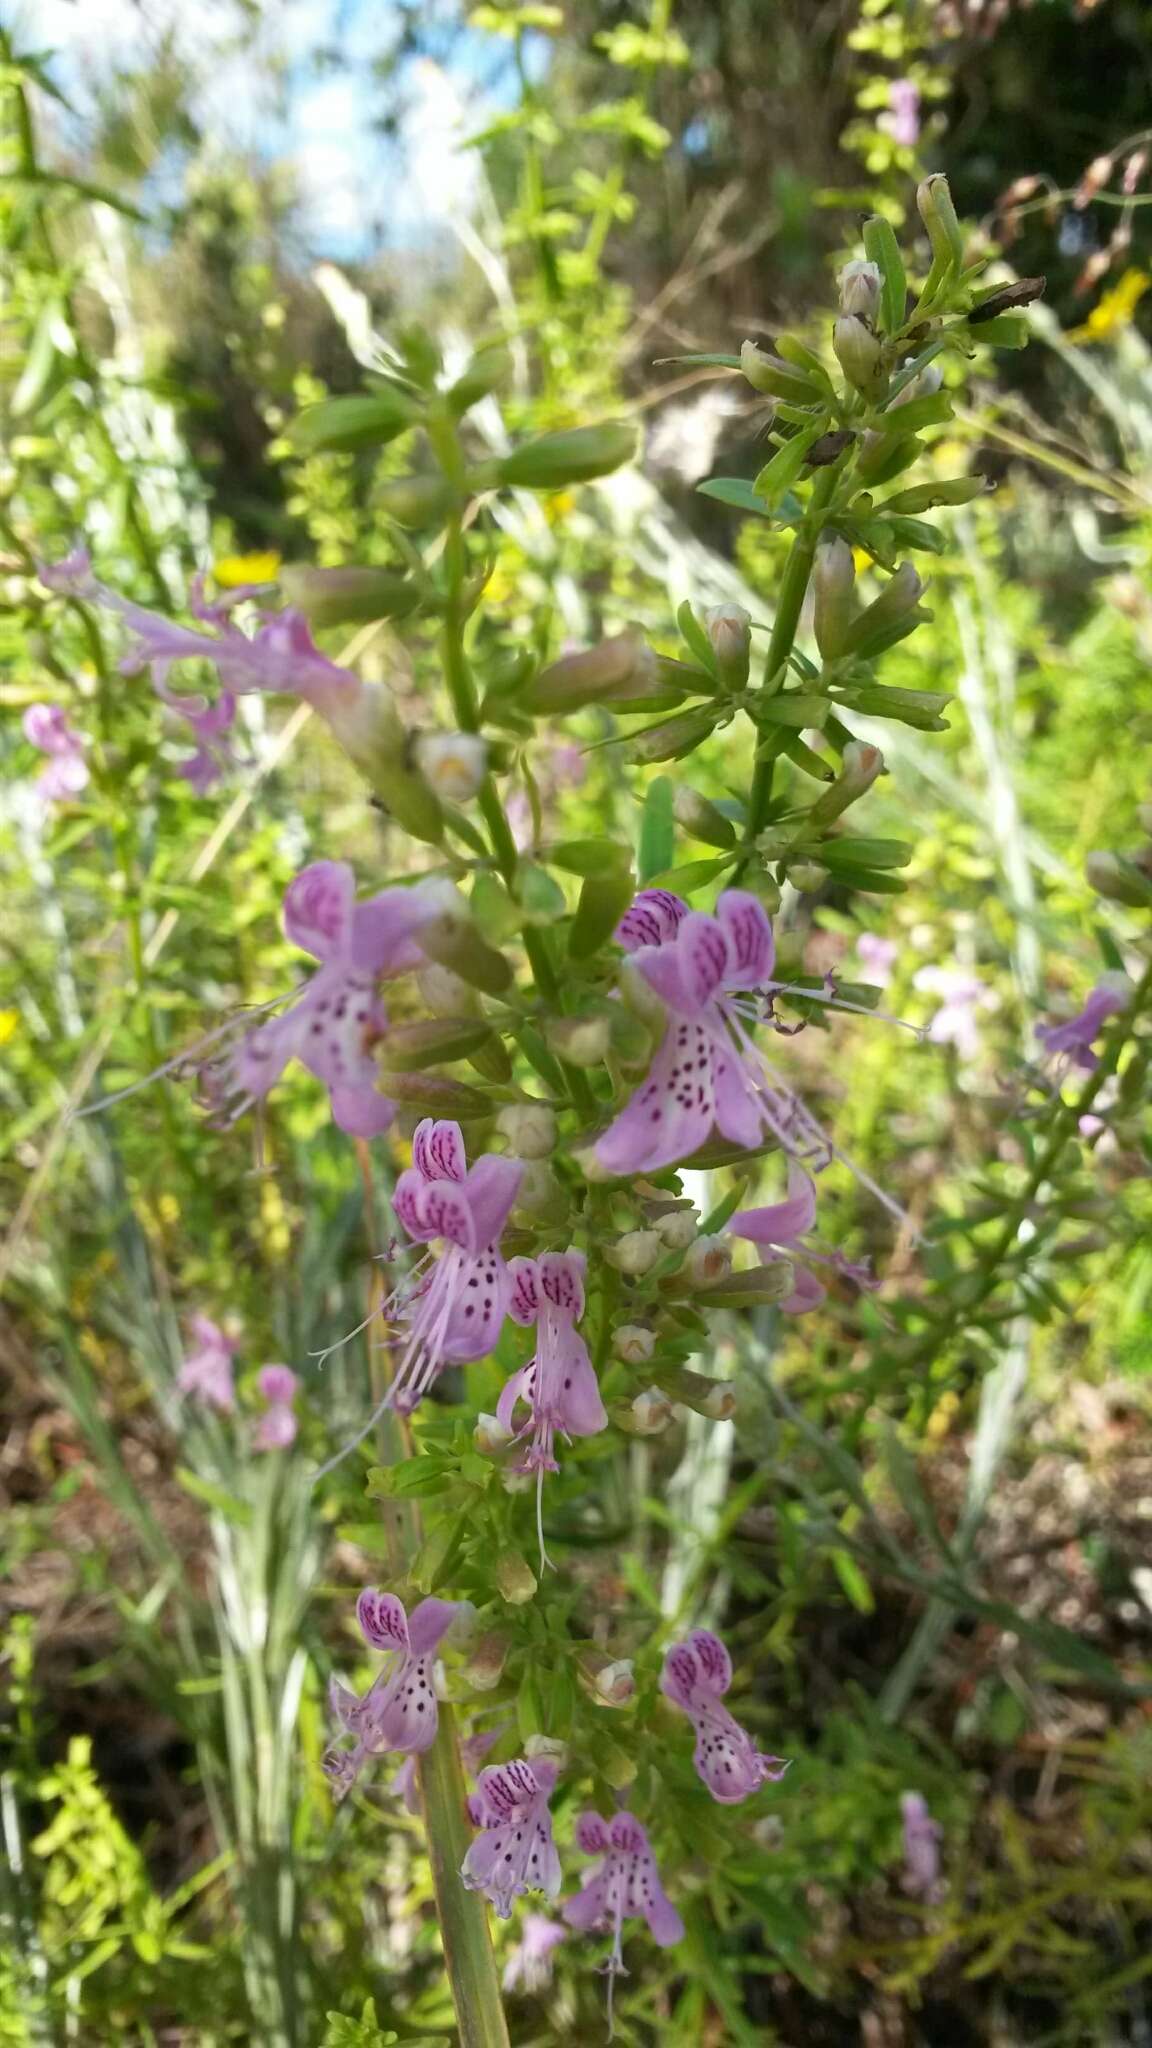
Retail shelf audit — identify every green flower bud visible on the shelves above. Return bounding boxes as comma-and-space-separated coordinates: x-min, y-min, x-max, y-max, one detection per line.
279, 563, 421, 627
523, 630, 654, 713
841, 562, 926, 658
288, 388, 420, 454
739, 339, 820, 405
373, 475, 454, 527
494, 420, 636, 489
420, 902, 514, 993
813, 535, 856, 661
704, 603, 752, 686
512, 1160, 570, 1226
917, 173, 964, 272
495, 1550, 538, 1605
447, 342, 511, 413
807, 740, 885, 825
788, 860, 830, 892
673, 785, 737, 849
833, 315, 887, 399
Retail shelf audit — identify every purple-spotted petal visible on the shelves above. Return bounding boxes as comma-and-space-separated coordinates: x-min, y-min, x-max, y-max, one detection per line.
283, 860, 356, 961
574, 1811, 613, 1855
615, 889, 689, 953
357, 1588, 411, 1655
328, 1082, 395, 1139
561, 1870, 611, 1933
551, 1327, 607, 1438
412, 1118, 468, 1184
538, 1249, 585, 1321
594, 1018, 720, 1176
686, 1629, 732, 1695
716, 889, 775, 988
508, 1257, 541, 1326
441, 1248, 511, 1362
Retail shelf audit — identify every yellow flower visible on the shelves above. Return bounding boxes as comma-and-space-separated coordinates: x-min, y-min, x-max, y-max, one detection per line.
0, 1009, 18, 1047
213, 551, 281, 588
851, 546, 871, 575
1067, 268, 1150, 345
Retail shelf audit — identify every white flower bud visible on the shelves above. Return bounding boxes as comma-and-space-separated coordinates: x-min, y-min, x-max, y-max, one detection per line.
838, 258, 882, 322
544, 1014, 611, 1068
464, 1633, 508, 1690
512, 1159, 569, 1225
813, 535, 856, 662
412, 731, 489, 802
525, 1732, 569, 1769
496, 1101, 557, 1159
701, 1383, 738, 1421
571, 1142, 617, 1185
593, 1659, 636, 1706
417, 960, 479, 1015
685, 1235, 733, 1287
892, 363, 943, 409
474, 1412, 512, 1456
703, 603, 751, 685
630, 1387, 674, 1434
608, 1230, 662, 1277
654, 1209, 698, 1251
614, 1323, 656, 1365
833, 314, 886, 398
495, 1549, 537, 1605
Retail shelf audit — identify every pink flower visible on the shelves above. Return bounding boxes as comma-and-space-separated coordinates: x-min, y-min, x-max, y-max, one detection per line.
502, 1912, 567, 1995
900, 1791, 944, 1902
213, 860, 451, 1136
1036, 979, 1128, 1075
22, 703, 89, 803
323, 1588, 464, 1801
856, 933, 898, 988
253, 1365, 298, 1450
913, 963, 994, 1062
177, 1313, 238, 1412
593, 889, 841, 1181
386, 1118, 523, 1417
461, 1756, 561, 1919
562, 1810, 683, 2027
660, 1629, 789, 1805
497, 1250, 608, 1568
38, 550, 357, 791
881, 78, 920, 149
728, 1163, 879, 1314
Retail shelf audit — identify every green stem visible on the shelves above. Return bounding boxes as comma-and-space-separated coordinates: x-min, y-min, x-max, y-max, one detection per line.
903, 952, 1152, 1372
738, 463, 841, 874
417, 1706, 511, 2048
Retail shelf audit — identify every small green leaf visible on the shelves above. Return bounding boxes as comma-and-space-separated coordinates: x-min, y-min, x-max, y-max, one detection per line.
752, 424, 827, 509
570, 870, 635, 959
830, 1548, 875, 1614
637, 775, 675, 883
548, 837, 632, 877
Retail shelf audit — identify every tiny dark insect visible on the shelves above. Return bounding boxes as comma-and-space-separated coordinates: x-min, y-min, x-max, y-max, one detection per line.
968, 276, 1046, 323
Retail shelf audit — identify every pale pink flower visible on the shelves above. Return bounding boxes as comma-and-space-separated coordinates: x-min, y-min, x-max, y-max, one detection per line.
900, 1791, 944, 1902
253, 1365, 298, 1450
562, 1810, 683, 2030
22, 703, 89, 803
461, 1757, 561, 1919
498, 1250, 608, 1568
856, 933, 898, 988
323, 1588, 464, 1801
502, 1912, 567, 1995
177, 1313, 238, 1413
913, 963, 995, 1061
661, 1629, 789, 1804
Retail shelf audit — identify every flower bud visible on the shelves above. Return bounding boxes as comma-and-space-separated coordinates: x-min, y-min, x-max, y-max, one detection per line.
543, 1014, 611, 1068
412, 731, 488, 802
657, 1366, 737, 1419
654, 1209, 698, 1252
421, 902, 513, 994
512, 1160, 569, 1227
494, 419, 637, 489
739, 340, 819, 405
608, 1230, 662, 1277
618, 957, 668, 1031
704, 603, 752, 687
833, 315, 886, 399
813, 535, 856, 661
917, 173, 964, 270
587, 1658, 636, 1708
684, 1235, 732, 1287
841, 562, 926, 657
787, 860, 830, 892
672, 785, 737, 850
808, 741, 886, 826
892, 363, 943, 410
502, 1469, 534, 1495
629, 1387, 675, 1435
523, 630, 655, 713
525, 1732, 569, 1773
600, 1741, 639, 1790
279, 563, 419, 627
496, 1101, 558, 1159
464, 1632, 509, 1690
309, 678, 445, 845
701, 1382, 738, 1422
614, 1323, 656, 1365
417, 960, 480, 1015
571, 1142, 618, 1186
374, 475, 454, 527
1086, 852, 1152, 908
838, 258, 882, 322
627, 709, 716, 764
495, 1549, 538, 1606
474, 1412, 513, 1456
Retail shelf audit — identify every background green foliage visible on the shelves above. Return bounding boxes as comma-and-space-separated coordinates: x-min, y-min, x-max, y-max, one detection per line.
3, 4, 1152, 2044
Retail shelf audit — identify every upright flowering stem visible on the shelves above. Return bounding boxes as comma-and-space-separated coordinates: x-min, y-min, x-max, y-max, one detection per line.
417, 1705, 512, 2048
739, 461, 844, 874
